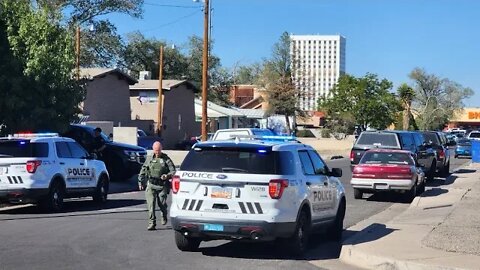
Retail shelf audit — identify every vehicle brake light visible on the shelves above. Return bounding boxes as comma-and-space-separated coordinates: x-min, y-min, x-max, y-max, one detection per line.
439, 149, 445, 159
26, 160, 42, 173
350, 151, 355, 162
172, 175, 180, 194
269, 179, 288, 199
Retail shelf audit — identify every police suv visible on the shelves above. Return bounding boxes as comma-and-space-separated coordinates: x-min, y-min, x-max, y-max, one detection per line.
170, 136, 346, 255
0, 133, 110, 211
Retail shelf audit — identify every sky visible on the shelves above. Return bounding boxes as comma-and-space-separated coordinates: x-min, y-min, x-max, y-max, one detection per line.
107, 0, 480, 106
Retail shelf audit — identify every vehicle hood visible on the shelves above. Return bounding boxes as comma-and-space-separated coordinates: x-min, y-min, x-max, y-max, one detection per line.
106, 141, 146, 151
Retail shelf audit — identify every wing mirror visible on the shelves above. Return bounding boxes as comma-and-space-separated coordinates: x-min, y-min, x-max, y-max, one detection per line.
330, 168, 343, 177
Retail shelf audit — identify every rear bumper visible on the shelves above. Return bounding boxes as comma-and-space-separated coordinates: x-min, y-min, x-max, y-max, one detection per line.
351, 178, 414, 191
171, 217, 296, 241
0, 188, 49, 204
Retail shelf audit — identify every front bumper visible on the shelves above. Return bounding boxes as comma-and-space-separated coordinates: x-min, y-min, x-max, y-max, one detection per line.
171, 217, 296, 241
351, 178, 414, 191
0, 188, 49, 204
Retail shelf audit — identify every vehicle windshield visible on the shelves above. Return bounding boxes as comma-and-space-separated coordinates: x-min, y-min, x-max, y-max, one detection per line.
469, 132, 480, 138
181, 147, 295, 175
355, 133, 400, 148
360, 152, 414, 165
0, 140, 49, 158
457, 139, 471, 146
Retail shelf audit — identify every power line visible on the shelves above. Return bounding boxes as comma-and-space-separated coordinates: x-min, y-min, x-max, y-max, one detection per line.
142, 9, 202, 33
144, 2, 200, 9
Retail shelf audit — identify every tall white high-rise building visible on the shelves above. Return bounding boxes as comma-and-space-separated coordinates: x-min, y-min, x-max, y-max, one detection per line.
290, 35, 346, 111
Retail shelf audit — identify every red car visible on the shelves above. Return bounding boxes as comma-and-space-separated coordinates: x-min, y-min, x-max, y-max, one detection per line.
350, 149, 426, 200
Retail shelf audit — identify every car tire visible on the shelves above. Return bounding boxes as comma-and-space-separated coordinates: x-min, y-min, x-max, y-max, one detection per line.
440, 161, 450, 177
353, 188, 363, 199
41, 180, 65, 212
175, 231, 201, 252
286, 209, 311, 256
93, 175, 109, 203
427, 161, 436, 181
405, 182, 417, 202
454, 154, 458, 159
418, 178, 426, 195
327, 199, 345, 241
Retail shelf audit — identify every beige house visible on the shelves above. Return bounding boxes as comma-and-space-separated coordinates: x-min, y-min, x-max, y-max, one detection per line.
130, 79, 199, 149
80, 68, 137, 126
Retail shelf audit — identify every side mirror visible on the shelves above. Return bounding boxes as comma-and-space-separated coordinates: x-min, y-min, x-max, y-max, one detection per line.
330, 168, 343, 178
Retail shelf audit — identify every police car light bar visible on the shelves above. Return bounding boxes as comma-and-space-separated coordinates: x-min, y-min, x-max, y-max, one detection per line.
10, 133, 59, 139
229, 134, 298, 142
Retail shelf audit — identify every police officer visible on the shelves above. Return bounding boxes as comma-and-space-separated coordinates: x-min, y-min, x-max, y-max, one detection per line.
138, 141, 176, 231
92, 127, 106, 159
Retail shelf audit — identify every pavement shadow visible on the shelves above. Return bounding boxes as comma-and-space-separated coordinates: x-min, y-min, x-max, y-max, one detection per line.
365, 192, 411, 204
342, 223, 396, 246
199, 228, 384, 261
426, 175, 457, 187
419, 188, 448, 198
454, 169, 476, 174
0, 198, 145, 217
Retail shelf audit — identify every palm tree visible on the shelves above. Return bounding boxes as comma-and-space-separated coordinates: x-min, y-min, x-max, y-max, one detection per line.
397, 83, 415, 130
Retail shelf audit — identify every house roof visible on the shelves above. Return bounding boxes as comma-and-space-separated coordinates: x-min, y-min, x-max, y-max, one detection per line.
194, 99, 245, 118
80, 68, 137, 85
234, 109, 266, 119
130, 79, 198, 92
240, 96, 264, 109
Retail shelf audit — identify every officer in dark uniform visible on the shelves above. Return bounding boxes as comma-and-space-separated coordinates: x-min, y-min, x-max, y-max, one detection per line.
92, 127, 106, 159
138, 141, 176, 230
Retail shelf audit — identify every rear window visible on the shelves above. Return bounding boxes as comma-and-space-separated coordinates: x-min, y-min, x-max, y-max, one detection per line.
180, 147, 295, 175
423, 133, 440, 145
0, 140, 49, 158
360, 152, 414, 165
213, 130, 249, 141
458, 139, 471, 146
355, 133, 400, 148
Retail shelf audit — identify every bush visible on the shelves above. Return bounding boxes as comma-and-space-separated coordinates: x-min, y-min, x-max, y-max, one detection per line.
321, 128, 331, 138
296, 129, 315, 138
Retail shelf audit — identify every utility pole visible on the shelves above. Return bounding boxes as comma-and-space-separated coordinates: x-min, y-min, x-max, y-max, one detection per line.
201, 0, 210, 141
157, 45, 164, 136
75, 26, 80, 80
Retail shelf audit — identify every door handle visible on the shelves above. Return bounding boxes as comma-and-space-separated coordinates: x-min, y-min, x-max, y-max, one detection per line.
59, 162, 65, 165
306, 181, 311, 186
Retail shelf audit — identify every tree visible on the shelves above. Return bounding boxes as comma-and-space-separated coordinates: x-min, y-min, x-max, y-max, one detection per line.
318, 73, 401, 131
123, 32, 188, 80
257, 32, 305, 134
409, 68, 474, 130
0, 0, 85, 134
232, 63, 262, 85
397, 83, 415, 130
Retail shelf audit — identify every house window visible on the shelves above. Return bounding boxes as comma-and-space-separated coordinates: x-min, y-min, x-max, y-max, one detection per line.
138, 91, 158, 103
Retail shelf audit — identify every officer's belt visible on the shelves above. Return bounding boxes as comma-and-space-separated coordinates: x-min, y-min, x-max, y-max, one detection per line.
148, 177, 164, 186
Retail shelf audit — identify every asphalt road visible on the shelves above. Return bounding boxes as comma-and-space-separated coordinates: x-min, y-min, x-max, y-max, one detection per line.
0, 154, 469, 270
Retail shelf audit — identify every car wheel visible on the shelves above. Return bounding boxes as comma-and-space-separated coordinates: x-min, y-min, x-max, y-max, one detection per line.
440, 161, 450, 177
405, 182, 417, 202
286, 209, 310, 256
41, 180, 65, 212
93, 175, 109, 203
353, 188, 363, 199
327, 199, 345, 241
418, 178, 426, 194
427, 161, 436, 181
174, 231, 201, 252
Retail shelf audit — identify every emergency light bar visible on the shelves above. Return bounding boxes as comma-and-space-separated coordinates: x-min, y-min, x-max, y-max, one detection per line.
229, 134, 298, 142
9, 133, 59, 139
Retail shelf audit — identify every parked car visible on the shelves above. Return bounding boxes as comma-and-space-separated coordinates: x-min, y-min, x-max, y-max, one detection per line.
467, 131, 480, 140
63, 125, 147, 181
421, 131, 453, 176
211, 128, 276, 141
350, 131, 436, 180
351, 149, 426, 201
455, 138, 472, 158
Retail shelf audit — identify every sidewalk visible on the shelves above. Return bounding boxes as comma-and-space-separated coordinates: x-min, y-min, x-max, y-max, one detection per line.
340, 162, 480, 270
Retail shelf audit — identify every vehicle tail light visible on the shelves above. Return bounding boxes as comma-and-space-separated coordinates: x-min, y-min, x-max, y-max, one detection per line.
26, 160, 42, 173
172, 175, 180, 194
439, 149, 445, 159
350, 151, 355, 162
269, 179, 289, 199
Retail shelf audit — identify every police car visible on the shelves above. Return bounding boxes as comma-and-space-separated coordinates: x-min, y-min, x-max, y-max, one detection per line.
170, 136, 346, 255
0, 133, 110, 211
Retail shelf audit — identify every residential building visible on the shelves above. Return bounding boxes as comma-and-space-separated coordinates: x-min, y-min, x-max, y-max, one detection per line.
229, 84, 269, 110
80, 68, 137, 126
129, 78, 199, 149
290, 34, 346, 111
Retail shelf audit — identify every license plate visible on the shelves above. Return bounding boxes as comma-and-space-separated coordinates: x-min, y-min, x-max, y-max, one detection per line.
204, 224, 224, 231
374, 183, 388, 190
211, 187, 232, 199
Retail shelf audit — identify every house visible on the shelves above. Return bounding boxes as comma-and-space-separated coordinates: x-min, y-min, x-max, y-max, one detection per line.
80, 68, 137, 126
130, 77, 199, 149
230, 85, 269, 110
194, 99, 245, 131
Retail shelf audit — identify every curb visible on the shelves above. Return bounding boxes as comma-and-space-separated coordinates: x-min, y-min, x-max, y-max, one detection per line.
339, 161, 477, 270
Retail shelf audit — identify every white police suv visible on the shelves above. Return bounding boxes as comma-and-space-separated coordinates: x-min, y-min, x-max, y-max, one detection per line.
0, 133, 110, 211
170, 136, 346, 255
